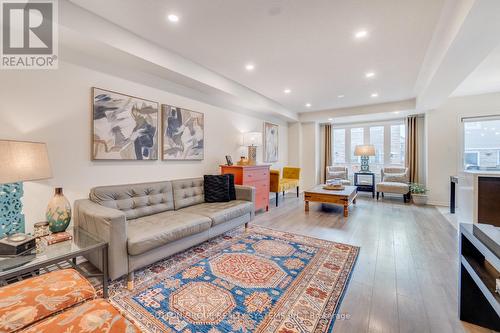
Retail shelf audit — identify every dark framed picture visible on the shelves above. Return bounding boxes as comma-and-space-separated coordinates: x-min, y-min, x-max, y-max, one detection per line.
225, 155, 233, 166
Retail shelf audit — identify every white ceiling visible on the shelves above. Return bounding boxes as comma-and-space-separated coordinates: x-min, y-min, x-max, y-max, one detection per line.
453, 45, 500, 97
70, 0, 445, 113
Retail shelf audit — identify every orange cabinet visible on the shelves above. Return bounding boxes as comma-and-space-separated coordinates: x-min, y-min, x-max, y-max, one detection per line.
220, 165, 270, 212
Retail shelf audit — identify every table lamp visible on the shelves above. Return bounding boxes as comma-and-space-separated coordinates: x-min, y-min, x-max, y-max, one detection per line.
0, 140, 52, 238
242, 132, 262, 165
354, 144, 376, 172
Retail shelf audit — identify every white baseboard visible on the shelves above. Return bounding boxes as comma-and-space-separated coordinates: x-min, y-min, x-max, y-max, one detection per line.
427, 200, 449, 207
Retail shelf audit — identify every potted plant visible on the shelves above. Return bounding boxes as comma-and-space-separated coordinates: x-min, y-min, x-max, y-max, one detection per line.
410, 183, 428, 205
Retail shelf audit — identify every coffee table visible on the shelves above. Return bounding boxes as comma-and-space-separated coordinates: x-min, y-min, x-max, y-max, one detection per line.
0, 227, 108, 297
304, 185, 357, 217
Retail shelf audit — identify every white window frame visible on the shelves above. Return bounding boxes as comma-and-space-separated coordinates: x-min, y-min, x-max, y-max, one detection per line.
331, 119, 406, 178
460, 115, 500, 171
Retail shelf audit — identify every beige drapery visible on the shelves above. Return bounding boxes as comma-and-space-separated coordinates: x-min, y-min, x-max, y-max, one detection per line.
323, 123, 332, 183
406, 116, 419, 183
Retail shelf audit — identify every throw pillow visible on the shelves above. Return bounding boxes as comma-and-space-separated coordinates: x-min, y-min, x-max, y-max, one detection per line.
204, 175, 230, 202
226, 173, 236, 201
383, 173, 407, 183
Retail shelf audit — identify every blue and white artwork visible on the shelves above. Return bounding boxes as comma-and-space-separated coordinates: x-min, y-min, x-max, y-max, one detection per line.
162, 105, 204, 160
92, 88, 158, 160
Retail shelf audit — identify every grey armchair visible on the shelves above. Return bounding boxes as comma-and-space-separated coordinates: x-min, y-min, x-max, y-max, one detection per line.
375, 167, 410, 202
326, 166, 351, 185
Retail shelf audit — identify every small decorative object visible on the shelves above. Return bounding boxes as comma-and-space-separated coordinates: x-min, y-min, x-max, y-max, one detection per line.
92, 87, 159, 160
46, 187, 71, 233
0, 233, 36, 256
243, 132, 262, 165
0, 140, 52, 238
410, 183, 429, 205
264, 122, 279, 162
324, 178, 344, 190
354, 145, 376, 172
225, 155, 233, 166
34, 221, 50, 238
42, 231, 73, 245
237, 156, 249, 165
162, 105, 204, 160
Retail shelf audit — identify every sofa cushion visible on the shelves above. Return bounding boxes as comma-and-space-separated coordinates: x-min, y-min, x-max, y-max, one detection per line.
327, 171, 347, 179
90, 181, 174, 220
20, 299, 140, 333
180, 200, 253, 226
0, 269, 96, 333
376, 182, 409, 194
127, 210, 211, 255
172, 178, 204, 209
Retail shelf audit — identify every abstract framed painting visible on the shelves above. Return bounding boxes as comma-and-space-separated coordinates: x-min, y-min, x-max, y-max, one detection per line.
264, 122, 279, 162
161, 105, 204, 160
92, 87, 159, 160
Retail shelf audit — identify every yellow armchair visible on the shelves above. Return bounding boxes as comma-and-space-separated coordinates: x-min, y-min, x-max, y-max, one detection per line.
270, 167, 301, 207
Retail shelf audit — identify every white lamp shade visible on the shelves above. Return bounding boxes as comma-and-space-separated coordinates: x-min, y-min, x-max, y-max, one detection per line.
354, 144, 376, 156
0, 140, 52, 184
243, 132, 262, 146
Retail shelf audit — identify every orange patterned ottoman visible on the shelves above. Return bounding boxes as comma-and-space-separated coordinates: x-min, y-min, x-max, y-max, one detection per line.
0, 269, 96, 333
0, 269, 140, 333
20, 299, 139, 333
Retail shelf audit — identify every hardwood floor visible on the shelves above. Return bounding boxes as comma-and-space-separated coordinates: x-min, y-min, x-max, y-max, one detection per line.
254, 192, 495, 333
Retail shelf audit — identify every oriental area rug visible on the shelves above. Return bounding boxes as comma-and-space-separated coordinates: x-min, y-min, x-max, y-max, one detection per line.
108, 226, 359, 333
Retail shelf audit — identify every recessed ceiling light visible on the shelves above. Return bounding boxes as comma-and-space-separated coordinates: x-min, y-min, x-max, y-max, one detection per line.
245, 63, 255, 71
167, 14, 179, 23
354, 30, 368, 39
305, 103, 311, 108
371, 93, 379, 98
365, 72, 375, 78
284, 89, 291, 94
337, 94, 345, 98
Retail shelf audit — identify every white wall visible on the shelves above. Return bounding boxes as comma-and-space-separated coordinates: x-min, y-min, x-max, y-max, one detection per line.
0, 61, 288, 232
426, 92, 500, 205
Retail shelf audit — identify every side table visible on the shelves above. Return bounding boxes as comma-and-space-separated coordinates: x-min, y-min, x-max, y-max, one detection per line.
354, 172, 375, 198
0, 227, 109, 298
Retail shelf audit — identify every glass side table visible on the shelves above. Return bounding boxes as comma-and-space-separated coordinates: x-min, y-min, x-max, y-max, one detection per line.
0, 227, 108, 298
354, 172, 375, 198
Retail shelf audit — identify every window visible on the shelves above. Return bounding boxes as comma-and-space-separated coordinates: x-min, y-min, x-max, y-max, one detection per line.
463, 118, 500, 170
350, 128, 364, 163
333, 129, 345, 163
464, 152, 479, 166
330, 120, 406, 180
390, 124, 405, 164
369, 126, 384, 164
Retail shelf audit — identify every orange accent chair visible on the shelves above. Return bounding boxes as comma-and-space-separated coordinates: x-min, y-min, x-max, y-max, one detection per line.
270, 167, 301, 207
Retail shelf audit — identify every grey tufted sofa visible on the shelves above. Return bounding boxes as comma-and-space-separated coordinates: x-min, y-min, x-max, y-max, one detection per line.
73, 177, 255, 288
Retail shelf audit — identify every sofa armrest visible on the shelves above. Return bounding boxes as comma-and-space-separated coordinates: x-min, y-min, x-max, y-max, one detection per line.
235, 185, 255, 219
74, 199, 128, 280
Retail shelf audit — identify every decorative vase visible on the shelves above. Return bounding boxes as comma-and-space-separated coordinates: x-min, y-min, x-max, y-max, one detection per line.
412, 194, 428, 205
46, 187, 71, 233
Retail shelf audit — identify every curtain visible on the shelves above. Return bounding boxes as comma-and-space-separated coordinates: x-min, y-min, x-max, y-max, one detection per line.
406, 116, 419, 183
323, 124, 332, 183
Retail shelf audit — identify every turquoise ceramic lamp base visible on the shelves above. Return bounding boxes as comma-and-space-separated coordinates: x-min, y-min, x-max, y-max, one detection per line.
0, 182, 26, 238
